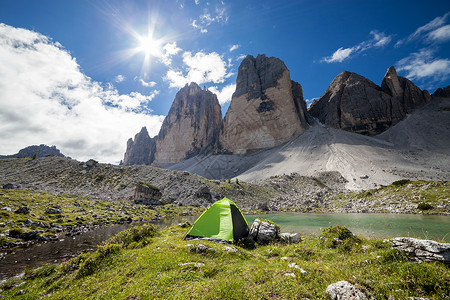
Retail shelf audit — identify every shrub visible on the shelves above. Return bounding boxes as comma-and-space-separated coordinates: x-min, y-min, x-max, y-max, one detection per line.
417, 202, 434, 210
9, 228, 24, 237
320, 225, 360, 251
391, 179, 411, 187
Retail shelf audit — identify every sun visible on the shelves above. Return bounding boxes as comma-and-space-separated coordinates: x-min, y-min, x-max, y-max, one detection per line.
137, 35, 162, 57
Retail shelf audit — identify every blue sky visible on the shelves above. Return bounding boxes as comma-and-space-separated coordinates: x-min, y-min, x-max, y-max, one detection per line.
1, 0, 449, 163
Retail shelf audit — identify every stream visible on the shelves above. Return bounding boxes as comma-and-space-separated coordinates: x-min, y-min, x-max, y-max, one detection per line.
0, 216, 197, 282
1, 213, 449, 282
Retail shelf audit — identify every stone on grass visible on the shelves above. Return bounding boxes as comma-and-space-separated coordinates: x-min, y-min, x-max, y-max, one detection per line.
179, 262, 204, 268
224, 246, 238, 253
280, 232, 301, 243
326, 281, 367, 300
250, 218, 279, 244
284, 272, 296, 278
45, 207, 62, 214
391, 237, 450, 264
15, 206, 30, 214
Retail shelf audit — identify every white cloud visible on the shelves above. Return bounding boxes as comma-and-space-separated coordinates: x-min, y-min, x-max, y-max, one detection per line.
191, 4, 229, 33
114, 74, 125, 83
396, 12, 450, 46
138, 78, 157, 88
0, 23, 164, 163
370, 30, 392, 47
396, 48, 450, 81
427, 24, 450, 42
322, 30, 392, 63
305, 98, 318, 108
165, 51, 230, 88
322, 47, 355, 63
160, 42, 181, 66
236, 54, 247, 61
229, 44, 239, 52
209, 84, 236, 105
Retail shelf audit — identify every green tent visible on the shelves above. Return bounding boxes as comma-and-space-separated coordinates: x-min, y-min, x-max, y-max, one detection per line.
184, 198, 249, 243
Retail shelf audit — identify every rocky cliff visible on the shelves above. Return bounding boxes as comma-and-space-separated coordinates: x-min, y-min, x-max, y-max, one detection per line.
309, 66, 430, 135
220, 54, 310, 154
122, 127, 155, 165
123, 83, 222, 166
153, 83, 222, 166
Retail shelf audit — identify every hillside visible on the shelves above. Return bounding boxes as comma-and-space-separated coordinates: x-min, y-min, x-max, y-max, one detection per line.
1, 156, 448, 214
168, 97, 450, 190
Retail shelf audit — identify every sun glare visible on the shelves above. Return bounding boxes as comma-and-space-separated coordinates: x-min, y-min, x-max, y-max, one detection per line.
137, 35, 162, 57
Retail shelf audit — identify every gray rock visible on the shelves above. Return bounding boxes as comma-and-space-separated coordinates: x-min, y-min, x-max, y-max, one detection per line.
250, 218, 279, 244
179, 262, 204, 268
15, 206, 30, 214
2, 183, 14, 189
84, 159, 98, 168
134, 184, 162, 205
195, 186, 212, 202
326, 281, 367, 300
391, 237, 450, 263
45, 207, 62, 214
280, 232, 301, 243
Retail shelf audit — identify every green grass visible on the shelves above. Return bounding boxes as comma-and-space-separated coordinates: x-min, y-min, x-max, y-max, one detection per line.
0, 188, 203, 246
1, 225, 448, 299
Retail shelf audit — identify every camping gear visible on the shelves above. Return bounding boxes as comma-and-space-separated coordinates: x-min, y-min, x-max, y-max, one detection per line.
184, 198, 249, 243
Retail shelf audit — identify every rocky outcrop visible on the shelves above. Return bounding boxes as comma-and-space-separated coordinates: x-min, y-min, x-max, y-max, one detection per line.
391, 237, 450, 264
220, 54, 310, 154
122, 127, 155, 165
309, 66, 430, 135
0, 144, 67, 159
433, 85, 450, 98
134, 183, 162, 205
123, 83, 222, 167
153, 83, 222, 166
381, 66, 431, 113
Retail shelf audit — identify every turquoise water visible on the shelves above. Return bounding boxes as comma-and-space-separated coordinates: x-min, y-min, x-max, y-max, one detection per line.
245, 213, 450, 241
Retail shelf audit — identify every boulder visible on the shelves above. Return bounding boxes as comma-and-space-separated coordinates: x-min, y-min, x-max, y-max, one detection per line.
195, 186, 213, 202
220, 54, 310, 154
279, 232, 301, 243
134, 183, 162, 205
326, 281, 367, 300
45, 207, 62, 214
2, 183, 14, 189
391, 237, 450, 264
15, 206, 30, 214
250, 218, 279, 244
84, 159, 98, 169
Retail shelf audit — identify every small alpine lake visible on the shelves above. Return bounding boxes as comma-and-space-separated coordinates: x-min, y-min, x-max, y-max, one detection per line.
246, 213, 450, 242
